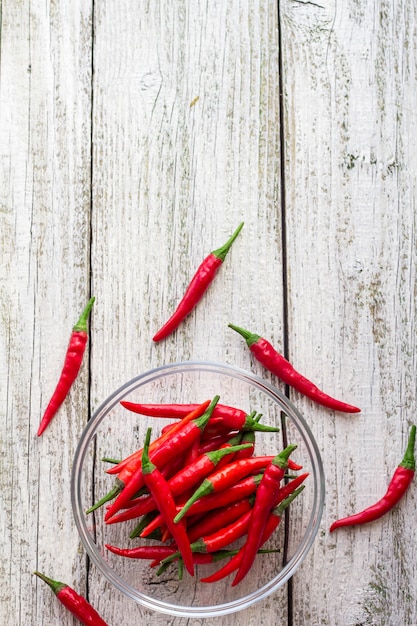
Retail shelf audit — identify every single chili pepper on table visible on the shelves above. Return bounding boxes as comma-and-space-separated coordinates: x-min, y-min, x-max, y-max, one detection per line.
200, 486, 305, 583
33, 571, 108, 625
228, 323, 361, 413
174, 453, 302, 523
232, 443, 297, 586
105, 441, 252, 525
37, 297, 95, 436
152, 222, 244, 342
140, 427, 195, 575
330, 424, 416, 532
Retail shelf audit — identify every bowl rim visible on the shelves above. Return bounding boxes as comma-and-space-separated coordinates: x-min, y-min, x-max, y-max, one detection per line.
71, 360, 325, 618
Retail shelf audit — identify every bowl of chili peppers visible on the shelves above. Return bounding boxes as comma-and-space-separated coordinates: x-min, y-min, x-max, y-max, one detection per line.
71, 361, 325, 618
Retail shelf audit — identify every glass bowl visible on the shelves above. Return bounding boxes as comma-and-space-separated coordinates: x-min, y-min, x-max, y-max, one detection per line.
71, 361, 324, 618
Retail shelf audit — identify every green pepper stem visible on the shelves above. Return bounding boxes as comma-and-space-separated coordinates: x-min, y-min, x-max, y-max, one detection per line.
173, 478, 213, 523
141, 427, 155, 475
399, 425, 416, 471
73, 297, 95, 333
195, 395, 220, 431
212, 222, 244, 262
246, 416, 280, 433
228, 323, 260, 347
206, 443, 252, 464
33, 571, 67, 596
272, 444, 298, 469
86, 481, 122, 514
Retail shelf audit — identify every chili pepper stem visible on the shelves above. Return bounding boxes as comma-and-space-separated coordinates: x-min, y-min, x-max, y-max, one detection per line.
228, 323, 259, 345
86, 482, 121, 514
34, 571, 66, 595
400, 425, 416, 470
173, 479, 211, 524
73, 297, 96, 332
249, 422, 279, 433
212, 222, 244, 261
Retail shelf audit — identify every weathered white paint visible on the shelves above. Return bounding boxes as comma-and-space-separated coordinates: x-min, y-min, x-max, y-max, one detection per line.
281, 0, 417, 625
1, 0, 416, 624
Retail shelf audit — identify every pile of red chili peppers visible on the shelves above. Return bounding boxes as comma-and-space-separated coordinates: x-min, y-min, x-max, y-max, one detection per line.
89, 396, 308, 584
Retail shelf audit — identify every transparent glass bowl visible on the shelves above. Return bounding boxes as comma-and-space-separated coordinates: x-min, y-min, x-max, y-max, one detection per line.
71, 361, 324, 618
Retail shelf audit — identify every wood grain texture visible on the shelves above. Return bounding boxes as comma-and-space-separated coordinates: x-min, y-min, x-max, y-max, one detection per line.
0, 0, 93, 624
1, 0, 416, 624
281, 0, 417, 624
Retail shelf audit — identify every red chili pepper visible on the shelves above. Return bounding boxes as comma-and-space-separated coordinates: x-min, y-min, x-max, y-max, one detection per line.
140, 473, 264, 538
105, 544, 177, 562
104, 396, 219, 520
105, 442, 252, 525
200, 486, 305, 583
37, 297, 95, 436
184, 436, 201, 466
153, 222, 244, 342
119, 401, 204, 418
34, 571, 108, 625
120, 401, 275, 433
228, 323, 361, 414
140, 427, 195, 576
330, 425, 416, 532
232, 444, 297, 586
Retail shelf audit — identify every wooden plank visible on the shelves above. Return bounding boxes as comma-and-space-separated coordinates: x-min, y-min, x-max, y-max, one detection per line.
0, 0, 93, 624
280, 0, 417, 624
88, 0, 286, 623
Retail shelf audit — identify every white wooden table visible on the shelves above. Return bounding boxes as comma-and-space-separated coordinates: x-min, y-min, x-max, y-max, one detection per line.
2, 1, 416, 624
